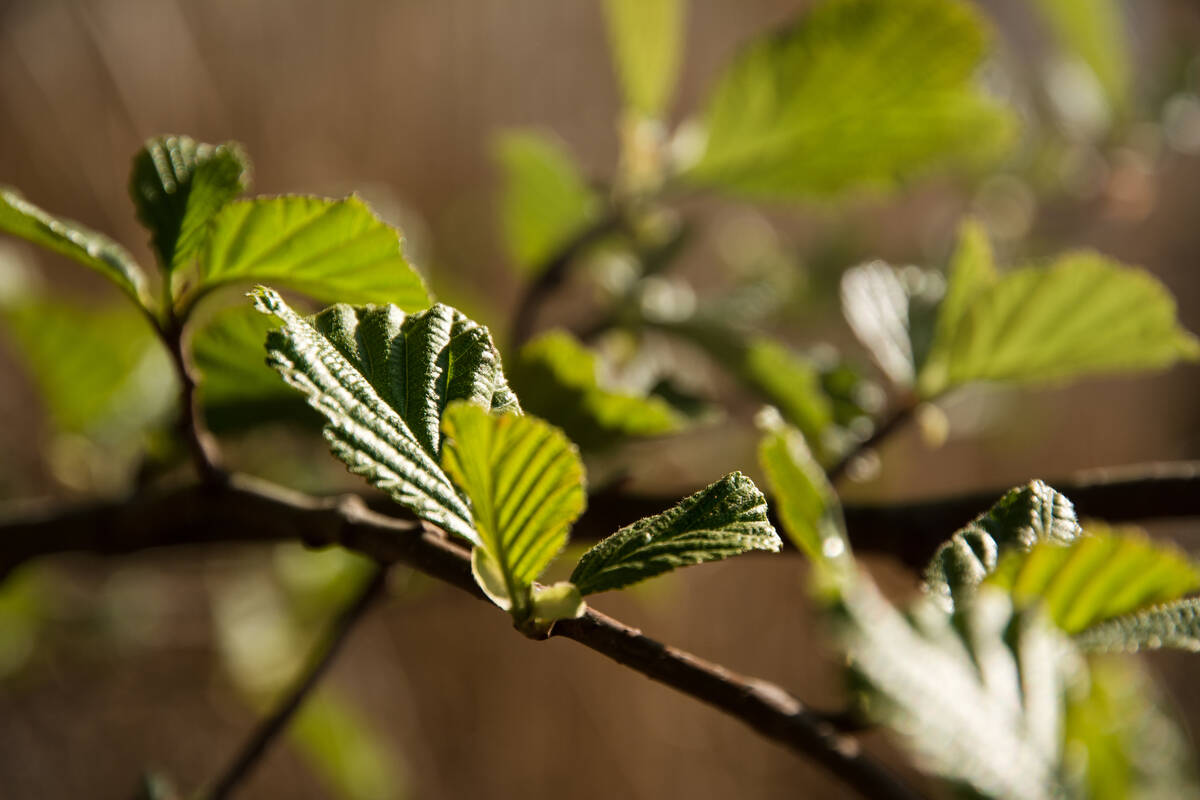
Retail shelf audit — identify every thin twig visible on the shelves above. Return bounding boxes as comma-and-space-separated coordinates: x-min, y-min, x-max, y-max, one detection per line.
205, 565, 388, 800
160, 314, 225, 484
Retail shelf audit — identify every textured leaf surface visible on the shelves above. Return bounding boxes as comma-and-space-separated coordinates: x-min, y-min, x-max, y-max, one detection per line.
0, 188, 149, 306
495, 131, 600, 275
190, 196, 429, 311
758, 420, 846, 565
924, 481, 1082, 611
254, 288, 517, 543
840, 261, 943, 388
839, 585, 1074, 800
917, 252, 1200, 397
509, 331, 683, 450
570, 472, 780, 595
985, 529, 1200, 634
129, 135, 249, 273
603, 0, 685, 116
684, 0, 1015, 199
441, 402, 585, 618
1075, 598, 1200, 654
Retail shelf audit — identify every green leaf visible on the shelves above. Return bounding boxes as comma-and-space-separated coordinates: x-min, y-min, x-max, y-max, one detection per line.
3, 299, 174, 435
440, 402, 586, 620
840, 261, 943, 388
1074, 597, 1200, 654
923, 481, 1082, 611
494, 131, 600, 275
289, 690, 408, 800
0, 188, 150, 307
1030, 0, 1130, 113
530, 581, 586, 624
569, 472, 780, 595
985, 529, 1200, 634
919, 218, 995, 391
129, 135, 249, 274
254, 288, 518, 543
838, 583, 1075, 800
602, 0, 685, 117
683, 0, 1016, 200
508, 330, 683, 451
186, 196, 429, 312
758, 419, 847, 565
916, 251, 1200, 397
192, 305, 313, 433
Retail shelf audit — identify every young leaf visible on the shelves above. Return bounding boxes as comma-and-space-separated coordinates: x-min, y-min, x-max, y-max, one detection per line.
683, 0, 1015, 200
916, 252, 1200, 398
602, 0, 685, 117
185, 196, 430, 312
129, 135, 249, 274
985, 529, 1200, 633
840, 261, 943, 387
1074, 597, 1200, 654
254, 288, 518, 543
440, 402, 586, 620
494, 130, 600, 275
758, 419, 847, 565
569, 472, 780, 596
0, 188, 150, 307
1031, 0, 1130, 114
924, 480, 1082, 611
837, 583, 1075, 800
509, 331, 683, 451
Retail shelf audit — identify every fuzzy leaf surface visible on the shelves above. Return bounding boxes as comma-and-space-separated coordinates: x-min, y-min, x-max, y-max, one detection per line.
254, 288, 518, 543
441, 402, 585, 617
129, 135, 249, 273
0, 188, 149, 306
684, 0, 1015, 199
570, 472, 780, 595
1075, 597, 1200, 654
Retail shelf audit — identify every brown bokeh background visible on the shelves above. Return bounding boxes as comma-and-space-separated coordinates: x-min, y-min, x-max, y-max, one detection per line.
2, 0, 1200, 798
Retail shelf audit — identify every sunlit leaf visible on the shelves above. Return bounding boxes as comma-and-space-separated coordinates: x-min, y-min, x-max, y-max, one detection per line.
758, 419, 847, 565
684, 0, 1015, 200
569, 471, 780, 595
494, 131, 600, 275
441, 402, 586, 621
254, 288, 518, 543
840, 261, 943, 387
602, 0, 685, 117
0, 188, 150, 307
129, 135, 249, 274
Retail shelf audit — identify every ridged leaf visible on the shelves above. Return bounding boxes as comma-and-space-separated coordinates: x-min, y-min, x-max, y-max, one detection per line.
602, 0, 685, 117
917, 250, 1200, 397
440, 402, 586, 620
985, 529, 1200, 634
840, 260, 943, 388
838, 584, 1075, 800
758, 419, 847, 566
509, 331, 683, 450
254, 288, 518, 543
187, 196, 430, 312
683, 0, 1015, 200
0, 188, 149, 307
1075, 598, 1200, 654
129, 135, 249, 274
569, 472, 780, 595
494, 131, 600, 275
924, 481, 1082, 611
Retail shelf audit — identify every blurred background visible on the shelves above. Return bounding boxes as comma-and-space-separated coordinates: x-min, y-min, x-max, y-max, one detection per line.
1, 0, 1200, 797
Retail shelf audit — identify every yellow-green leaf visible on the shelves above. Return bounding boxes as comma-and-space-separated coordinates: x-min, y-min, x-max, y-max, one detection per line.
602, 0, 685, 117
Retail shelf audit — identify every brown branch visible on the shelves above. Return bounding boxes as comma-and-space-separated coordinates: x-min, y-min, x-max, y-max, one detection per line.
204, 565, 388, 800
826, 399, 918, 486
0, 474, 922, 800
161, 314, 225, 484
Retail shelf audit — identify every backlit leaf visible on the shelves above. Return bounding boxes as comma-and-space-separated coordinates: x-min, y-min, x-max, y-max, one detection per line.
758, 419, 847, 565
602, 0, 685, 117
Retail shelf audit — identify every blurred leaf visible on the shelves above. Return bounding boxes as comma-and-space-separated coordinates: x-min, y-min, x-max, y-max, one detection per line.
0, 566, 47, 679
602, 0, 685, 117
254, 289, 518, 544
924, 481, 1082, 611
509, 331, 683, 451
3, 299, 174, 436
684, 0, 1015, 200
185, 196, 429, 312
916, 251, 1200, 398
919, 218, 995, 389
840, 261, 943, 388
570, 471, 779, 595
441, 402, 585, 622
0, 188, 150, 307
494, 131, 601, 275
290, 690, 408, 800
838, 583, 1075, 800
758, 420, 847, 565
1074, 597, 1200, 654
985, 530, 1200, 634
1064, 656, 1200, 800
1030, 0, 1130, 112
129, 135, 249, 274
